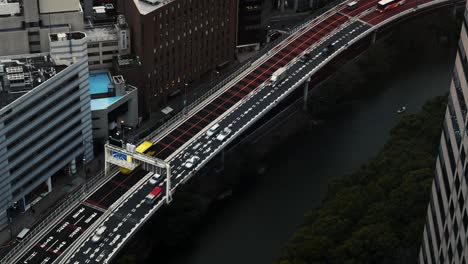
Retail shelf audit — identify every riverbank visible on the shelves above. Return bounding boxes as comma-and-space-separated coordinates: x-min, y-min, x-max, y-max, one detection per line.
274, 95, 447, 264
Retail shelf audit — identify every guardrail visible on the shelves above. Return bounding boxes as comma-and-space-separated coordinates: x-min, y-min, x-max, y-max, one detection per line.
0, 166, 119, 264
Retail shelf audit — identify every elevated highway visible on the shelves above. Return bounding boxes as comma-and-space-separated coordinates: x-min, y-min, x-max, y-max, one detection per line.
3, 0, 462, 263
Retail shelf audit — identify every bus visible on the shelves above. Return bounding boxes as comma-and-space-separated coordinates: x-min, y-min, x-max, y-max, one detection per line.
145, 186, 162, 204
119, 141, 155, 174
376, 0, 405, 13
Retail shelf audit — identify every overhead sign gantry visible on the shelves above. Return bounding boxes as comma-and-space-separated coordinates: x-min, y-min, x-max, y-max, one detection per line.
104, 143, 172, 203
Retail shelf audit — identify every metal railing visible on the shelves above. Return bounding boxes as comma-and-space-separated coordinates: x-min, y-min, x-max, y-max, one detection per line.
0, 166, 118, 264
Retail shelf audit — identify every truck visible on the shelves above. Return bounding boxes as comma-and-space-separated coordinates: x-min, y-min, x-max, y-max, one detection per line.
270, 67, 287, 84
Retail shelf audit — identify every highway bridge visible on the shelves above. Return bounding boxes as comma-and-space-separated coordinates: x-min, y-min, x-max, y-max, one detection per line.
3, 0, 462, 263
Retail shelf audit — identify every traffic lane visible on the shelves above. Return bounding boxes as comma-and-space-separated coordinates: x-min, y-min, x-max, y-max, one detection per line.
170, 21, 368, 174
361, 0, 425, 25
151, 12, 351, 161
341, 0, 379, 16
174, 21, 371, 182
66, 20, 369, 264
68, 181, 167, 263
85, 169, 148, 209
79, 21, 370, 263
18, 205, 103, 264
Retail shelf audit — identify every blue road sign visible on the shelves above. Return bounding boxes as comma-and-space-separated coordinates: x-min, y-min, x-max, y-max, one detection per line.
112, 150, 127, 161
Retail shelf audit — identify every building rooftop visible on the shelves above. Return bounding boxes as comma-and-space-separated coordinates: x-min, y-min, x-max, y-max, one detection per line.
88, 71, 136, 111
0, 0, 20, 16
113, 55, 141, 71
91, 96, 123, 110
85, 26, 118, 42
133, 0, 175, 15
38, 0, 81, 14
49, 32, 86, 42
0, 54, 63, 110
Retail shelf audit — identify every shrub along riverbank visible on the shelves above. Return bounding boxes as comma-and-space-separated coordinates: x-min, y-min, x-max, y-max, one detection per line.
274, 95, 447, 264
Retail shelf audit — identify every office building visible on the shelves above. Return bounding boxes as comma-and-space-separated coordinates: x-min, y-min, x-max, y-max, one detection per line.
0, 31, 93, 230
238, 0, 265, 46
0, 0, 84, 56
118, 0, 238, 114
89, 73, 139, 143
419, 4, 468, 263
85, 15, 131, 70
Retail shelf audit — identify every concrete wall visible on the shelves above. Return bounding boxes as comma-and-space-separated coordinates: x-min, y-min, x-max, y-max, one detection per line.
0, 31, 30, 55
91, 87, 139, 142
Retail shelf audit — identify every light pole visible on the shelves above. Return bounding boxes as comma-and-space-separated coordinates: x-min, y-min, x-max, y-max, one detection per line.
82, 139, 93, 192
211, 70, 219, 87
83, 157, 88, 191
184, 83, 188, 116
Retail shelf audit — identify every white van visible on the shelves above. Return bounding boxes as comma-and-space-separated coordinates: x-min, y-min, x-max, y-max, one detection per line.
346, 1, 358, 10
149, 173, 162, 185
206, 123, 220, 137
91, 226, 107, 243
16, 228, 30, 241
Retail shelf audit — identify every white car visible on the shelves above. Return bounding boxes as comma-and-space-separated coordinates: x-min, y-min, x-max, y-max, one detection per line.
149, 173, 162, 185
216, 128, 232, 141
206, 123, 220, 137
91, 226, 107, 243
185, 156, 200, 169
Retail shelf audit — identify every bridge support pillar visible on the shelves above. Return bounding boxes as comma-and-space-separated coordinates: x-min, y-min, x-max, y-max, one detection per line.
280, 0, 285, 12
303, 77, 311, 111
165, 165, 172, 204
371, 30, 377, 44
216, 149, 225, 173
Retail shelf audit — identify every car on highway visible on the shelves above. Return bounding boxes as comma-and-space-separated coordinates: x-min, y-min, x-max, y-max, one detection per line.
323, 43, 335, 56
149, 173, 162, 185
346, 1, 358, 10
216, 127, 232, 141
206, 123, 220, 137
185, 156, 200, 169
91, 226, 107, 243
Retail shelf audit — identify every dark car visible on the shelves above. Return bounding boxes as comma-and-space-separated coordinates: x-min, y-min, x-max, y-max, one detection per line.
323, 43, 335, 56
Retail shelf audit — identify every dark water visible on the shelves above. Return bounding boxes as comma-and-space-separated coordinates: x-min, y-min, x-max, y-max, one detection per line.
166, 48, 454, 264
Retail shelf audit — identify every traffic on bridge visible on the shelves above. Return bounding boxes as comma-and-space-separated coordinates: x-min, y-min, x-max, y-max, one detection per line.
5, 0, 453, 262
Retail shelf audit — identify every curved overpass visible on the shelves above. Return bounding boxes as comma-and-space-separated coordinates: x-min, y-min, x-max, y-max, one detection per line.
4, 0, 463, 263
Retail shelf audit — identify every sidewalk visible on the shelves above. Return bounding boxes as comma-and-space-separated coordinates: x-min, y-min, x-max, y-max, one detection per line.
0, 153, 104, 257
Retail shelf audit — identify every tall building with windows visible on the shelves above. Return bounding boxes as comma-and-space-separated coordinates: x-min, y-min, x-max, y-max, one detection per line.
0, 0, 84, 56
118, 0, 238, 115
419, 4, 468, 264
0, 31, 93, 230
238, 0, 265, 46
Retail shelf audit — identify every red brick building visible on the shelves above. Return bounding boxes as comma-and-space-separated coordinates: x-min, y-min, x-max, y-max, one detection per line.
118, 0, 238, 115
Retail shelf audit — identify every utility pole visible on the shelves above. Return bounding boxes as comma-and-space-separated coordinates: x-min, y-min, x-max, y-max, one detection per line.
184, 83, 188, 116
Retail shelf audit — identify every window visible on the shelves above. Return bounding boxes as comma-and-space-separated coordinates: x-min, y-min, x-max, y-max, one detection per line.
455, 174, 460, 193
459, 192, 465, 214
464, 211, 468, 230
450, 200, 455, 219
102, 41, 118, 47
461, 146, 466, 165
457, 238, 463, 257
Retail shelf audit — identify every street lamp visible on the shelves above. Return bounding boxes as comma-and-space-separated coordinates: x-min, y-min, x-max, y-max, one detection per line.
82, 139, 93, 192
211, 70, 219, 87
184, 83, 188, 116
83, 157, 88, 191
